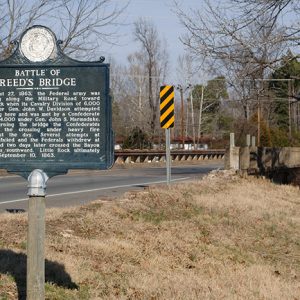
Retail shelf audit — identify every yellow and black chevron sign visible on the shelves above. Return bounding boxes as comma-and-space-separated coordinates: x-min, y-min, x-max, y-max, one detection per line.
160, 85, 174, 129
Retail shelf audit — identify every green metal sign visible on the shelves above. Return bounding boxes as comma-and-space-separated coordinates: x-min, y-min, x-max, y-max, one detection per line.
0, 26, 113, 178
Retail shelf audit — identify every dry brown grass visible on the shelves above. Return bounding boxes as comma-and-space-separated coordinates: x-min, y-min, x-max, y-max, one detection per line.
0, 170, 299, 299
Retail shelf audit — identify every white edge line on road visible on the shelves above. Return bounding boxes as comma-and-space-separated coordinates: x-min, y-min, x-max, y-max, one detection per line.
0, 177, 190, 206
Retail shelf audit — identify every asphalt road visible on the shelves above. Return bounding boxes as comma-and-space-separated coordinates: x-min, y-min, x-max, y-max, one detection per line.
0, 161, 223, 213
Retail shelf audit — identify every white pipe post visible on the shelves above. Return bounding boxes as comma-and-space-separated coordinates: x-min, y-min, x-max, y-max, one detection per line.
27, 169, 48, 300
166, 129, 171, 184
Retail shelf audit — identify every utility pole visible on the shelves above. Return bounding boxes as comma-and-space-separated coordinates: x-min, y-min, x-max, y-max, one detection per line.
176, 84, 191, 149
292, 80, 297, 130
185, 94, 189, 138
190, 89, 196, 148
197, 85, 204, 147
288, 79, 292, 138
255, 78, 261, 147
178, 85, 185, 149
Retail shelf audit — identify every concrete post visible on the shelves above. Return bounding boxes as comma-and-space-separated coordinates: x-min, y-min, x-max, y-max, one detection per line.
251, 136, 256, 147
240, 147, 250, 176
27, 169, 48, 300
230, 132, 235, 148
225, 133, 239, 170
246, 134, 251, 147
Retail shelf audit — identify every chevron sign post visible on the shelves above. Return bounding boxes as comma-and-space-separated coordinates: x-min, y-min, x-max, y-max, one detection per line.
160, 85, 175, 184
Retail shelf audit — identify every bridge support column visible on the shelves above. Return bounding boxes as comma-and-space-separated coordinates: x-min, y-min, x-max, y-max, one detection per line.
239, 147, 250, 176
115, 156, 124, 164
225, 146, 240, 170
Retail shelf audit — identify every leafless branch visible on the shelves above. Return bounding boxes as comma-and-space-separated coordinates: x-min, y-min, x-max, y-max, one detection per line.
0, 0, 129, 60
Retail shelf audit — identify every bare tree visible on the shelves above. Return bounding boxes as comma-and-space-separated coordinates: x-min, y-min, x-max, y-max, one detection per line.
0, 0, 56, 58
176, 53, 202, 84
0, 0, 128, 60
127, 52, 148, 130
230, 1, 295, 27
109, 57, 130, 136
174, 0, 292, 123
133, 18, 169, 136
53, 0, 128, 59
109, 53, 151, 137
176, 1, 288, 75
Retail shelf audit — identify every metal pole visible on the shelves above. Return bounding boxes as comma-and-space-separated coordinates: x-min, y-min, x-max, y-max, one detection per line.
257, 93, 261, 147
27, 169, 48, 300
180, 88, 185, 149
190, 90, 196, 148
186, 97, 189, 138
288, 79, 292, 138
197, 85, 204, 147
166, 128, 171, 184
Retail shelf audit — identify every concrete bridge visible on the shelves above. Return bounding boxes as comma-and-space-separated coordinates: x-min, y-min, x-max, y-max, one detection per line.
115, 149, 225, 164
225, 145, 300, 185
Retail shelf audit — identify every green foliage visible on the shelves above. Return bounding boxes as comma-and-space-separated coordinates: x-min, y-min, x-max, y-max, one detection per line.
191, 77, 230, 137
191, 84, 204, 111
270, 52, 300, 131
218, 113, 234, 133
274, 99, 289, 131
290, 129, 300, 146
205, 76, 228, 105
270, 127, 290, 147
122, 127, 151, 149
192, 76, 228, 113
235, 112, 300, 147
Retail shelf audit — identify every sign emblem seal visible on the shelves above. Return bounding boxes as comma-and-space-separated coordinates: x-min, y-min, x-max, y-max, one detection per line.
20, 26, 55, 62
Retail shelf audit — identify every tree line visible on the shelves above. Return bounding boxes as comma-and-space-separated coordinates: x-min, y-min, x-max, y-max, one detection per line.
1, 0, 300, 148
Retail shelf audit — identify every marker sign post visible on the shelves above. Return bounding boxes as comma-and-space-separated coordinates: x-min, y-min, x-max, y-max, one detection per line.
160, 85, 174, 185
0, 26, 113, 299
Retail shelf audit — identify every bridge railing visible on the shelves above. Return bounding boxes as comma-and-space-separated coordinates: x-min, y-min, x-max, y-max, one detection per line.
114, 149, 225, 164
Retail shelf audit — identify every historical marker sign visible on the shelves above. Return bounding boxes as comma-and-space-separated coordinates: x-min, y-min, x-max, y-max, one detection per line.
0, 26, 113, 178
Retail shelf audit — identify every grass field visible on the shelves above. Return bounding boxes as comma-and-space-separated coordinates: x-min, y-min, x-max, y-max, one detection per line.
0, 170, 299, 299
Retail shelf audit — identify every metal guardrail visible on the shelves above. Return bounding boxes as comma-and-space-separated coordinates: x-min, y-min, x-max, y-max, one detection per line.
114, 149, 225, 164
